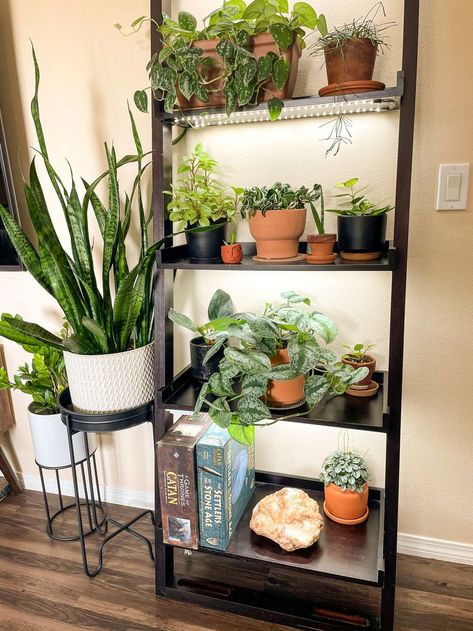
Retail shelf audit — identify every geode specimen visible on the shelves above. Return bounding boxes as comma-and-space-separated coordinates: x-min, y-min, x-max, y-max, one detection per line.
249, 487, 324, 552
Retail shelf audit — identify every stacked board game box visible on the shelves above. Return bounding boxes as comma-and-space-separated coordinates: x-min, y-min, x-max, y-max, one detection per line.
196, 424, 255, 551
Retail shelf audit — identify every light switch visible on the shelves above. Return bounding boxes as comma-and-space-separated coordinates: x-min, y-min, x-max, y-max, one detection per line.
436, 163, 470, 210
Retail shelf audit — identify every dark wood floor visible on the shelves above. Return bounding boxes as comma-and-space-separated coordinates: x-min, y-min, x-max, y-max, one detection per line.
0, 490, 472, 631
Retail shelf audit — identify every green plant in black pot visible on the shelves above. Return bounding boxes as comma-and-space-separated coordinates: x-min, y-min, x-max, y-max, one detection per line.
192, 291, 369, 445
168, 289, 241, 382
327, 178, 393, 261
124, 1, 327, 121
240, 182, 322, 261
167, 143, 242, 260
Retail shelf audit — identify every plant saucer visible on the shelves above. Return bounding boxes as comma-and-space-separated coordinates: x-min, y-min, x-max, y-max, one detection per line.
323, 502, 369, 525
266, 399, 305, 411
346, 380, 379, 398
305, 253, 337, 265
340, 251, 381, 261
252, 254, 305, 263
318, 80, 385, 97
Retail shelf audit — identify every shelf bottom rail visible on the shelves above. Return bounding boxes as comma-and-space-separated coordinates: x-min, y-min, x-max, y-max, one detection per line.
158, 576, 380, 631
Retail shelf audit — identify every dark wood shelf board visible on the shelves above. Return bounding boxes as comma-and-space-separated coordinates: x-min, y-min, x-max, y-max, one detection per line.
158, 367, 389, 433
156, 72, 404, 129
157, 242, 396, 272
159, 474, 384, 587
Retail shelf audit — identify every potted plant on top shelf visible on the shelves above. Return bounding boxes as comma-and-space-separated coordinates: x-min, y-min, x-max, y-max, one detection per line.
327, 177, 393, 261
311, 2, 395, 97
126, 0, 327, 121
193, 291, 369, 445
0, 48, 173, 415
167, 143, 242, 260
168, 289, 240, 382
0, 318, 95, 468
320, 435, 370, 525
241, 182, 322, 261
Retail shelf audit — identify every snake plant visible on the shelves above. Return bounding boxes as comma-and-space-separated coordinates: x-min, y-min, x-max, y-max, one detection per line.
0, 47, 166, 355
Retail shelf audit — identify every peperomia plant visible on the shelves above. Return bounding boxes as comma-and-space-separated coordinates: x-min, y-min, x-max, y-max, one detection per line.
320, 448, 369, 493
167, 143, 242, 229
193, 291, 369, 444
240, 182, 323, 218
342, 343, 375, 362
123, 1, 327, 121
168, 289, 241, 348
328, 178, 394, 216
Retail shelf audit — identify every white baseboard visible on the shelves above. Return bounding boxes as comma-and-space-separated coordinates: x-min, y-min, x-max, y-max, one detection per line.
15, 472, 472, 566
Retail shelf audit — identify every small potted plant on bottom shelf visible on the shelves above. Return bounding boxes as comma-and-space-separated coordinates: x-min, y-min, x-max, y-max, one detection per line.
328, 178, 393, 261
311, 3, 394, 97
0, 320, 95, 468
241, 183, 322, 261
167, 144, 242, 260
193, 291, 369, 444
320, 435, 370, 525
221, 230, 243, 264
168, 289, 239, 382
342, 343, 378, 397
305, 184, 337, 265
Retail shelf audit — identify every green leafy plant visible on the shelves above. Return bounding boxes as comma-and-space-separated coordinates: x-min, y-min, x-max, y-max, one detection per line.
328, 178, 394, 216
0, 316, 67, 414
223, 229, 238, 246
310, 2, 394, 57
122, 1, 327, 121
168, 289, 241, 349
342, 343, 375, 362
0, 46, 179, 356
240, 182, 323, 220
193, 291, 369, 444
320, 448, 369, 493
167, 143, 242, 229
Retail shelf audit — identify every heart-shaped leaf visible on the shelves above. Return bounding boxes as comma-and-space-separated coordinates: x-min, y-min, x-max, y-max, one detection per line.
257, 54, 273, 82
134, 90, 148, 113
178, 72, 197, 100
178, 11, 197, 31
269, 23, 294, 50
228, 423, 255, 445
268, 97, 283, 121
272, 58, 290, 90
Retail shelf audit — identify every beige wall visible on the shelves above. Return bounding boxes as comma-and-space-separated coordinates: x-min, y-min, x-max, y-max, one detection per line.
0, 1, 471, 546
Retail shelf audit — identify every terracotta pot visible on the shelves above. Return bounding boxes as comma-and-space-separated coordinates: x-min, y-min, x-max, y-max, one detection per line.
324, 38, 377, 86
248, 208, 307, 260
266, 348, 305, 407
176, 39, 225, 109
307, 234, 336, 256
221, 243, 243, 264
324, 483, 369, 522
251, 34, 302, 101
342, 354, 376, 387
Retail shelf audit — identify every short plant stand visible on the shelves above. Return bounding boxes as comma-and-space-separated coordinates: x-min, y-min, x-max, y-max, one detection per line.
58, 389, 155, 577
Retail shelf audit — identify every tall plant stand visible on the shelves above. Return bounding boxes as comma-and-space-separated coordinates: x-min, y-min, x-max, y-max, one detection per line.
59, 389, 155, 577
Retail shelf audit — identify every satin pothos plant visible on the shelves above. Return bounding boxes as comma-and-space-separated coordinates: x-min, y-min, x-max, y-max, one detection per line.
192, 291, 368, 444
123, 0, 327, 121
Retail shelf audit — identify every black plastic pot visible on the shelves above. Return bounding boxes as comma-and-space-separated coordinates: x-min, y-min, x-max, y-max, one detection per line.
337, 215, 387, 253
186, 220, 228, 260
190, 336, 225, 382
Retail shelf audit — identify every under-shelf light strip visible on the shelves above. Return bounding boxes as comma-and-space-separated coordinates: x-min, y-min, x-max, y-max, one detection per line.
174, 98, 399, 128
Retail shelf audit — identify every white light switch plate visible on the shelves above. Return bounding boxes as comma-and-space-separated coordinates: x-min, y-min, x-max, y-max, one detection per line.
436, 163, 470, 210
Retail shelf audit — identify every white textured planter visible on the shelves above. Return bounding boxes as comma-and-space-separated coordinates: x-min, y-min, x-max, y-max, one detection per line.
28, 407, 96, 469
63, 343, 155, 413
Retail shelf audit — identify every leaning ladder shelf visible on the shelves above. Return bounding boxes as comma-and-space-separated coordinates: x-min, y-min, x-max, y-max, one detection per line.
152, 2, 419, 629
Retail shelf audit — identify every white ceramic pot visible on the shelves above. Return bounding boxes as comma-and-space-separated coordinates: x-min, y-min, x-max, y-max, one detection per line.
28, 407, 96, 469
63, 343, 155, 414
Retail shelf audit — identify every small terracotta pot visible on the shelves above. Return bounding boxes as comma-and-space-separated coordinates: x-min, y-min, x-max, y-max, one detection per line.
251, 34, 302, 101
307, 234, 336, 257
266, 348, 305, 407
221, 243, 243, 264
324, 38, 377, 86
342, 354, 376, 387
176, 39, 225, 109
324, 483, 369, 522
248, 208, 307, 260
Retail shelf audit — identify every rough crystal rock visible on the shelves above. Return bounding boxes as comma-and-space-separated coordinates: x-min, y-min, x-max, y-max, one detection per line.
249, 487, 324, 552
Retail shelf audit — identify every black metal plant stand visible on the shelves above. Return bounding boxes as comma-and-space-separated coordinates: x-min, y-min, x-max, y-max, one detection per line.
59, 389, 156, 577
38, 448, 106, 542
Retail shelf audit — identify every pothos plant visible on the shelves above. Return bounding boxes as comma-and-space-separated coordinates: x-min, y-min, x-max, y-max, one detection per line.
122, 0, 327, 121
192, 291, 369, 444
166, 143, 242, 229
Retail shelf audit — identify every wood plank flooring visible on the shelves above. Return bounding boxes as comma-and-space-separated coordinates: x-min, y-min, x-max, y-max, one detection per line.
0, 490, 472, 631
